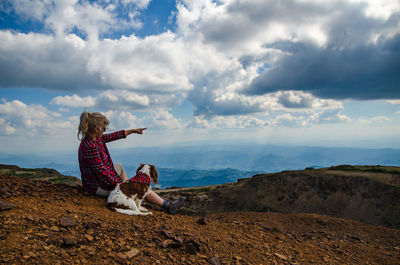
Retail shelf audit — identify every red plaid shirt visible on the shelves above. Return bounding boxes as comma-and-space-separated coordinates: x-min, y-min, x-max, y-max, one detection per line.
78, 130, 126, 194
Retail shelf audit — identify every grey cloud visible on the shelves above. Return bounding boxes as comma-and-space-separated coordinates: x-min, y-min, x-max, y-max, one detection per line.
195, 0, 338, 50
188, 72, 263, 118
0, 33, 105, 91
242, 4, 400, 100
246, 33, 400, 100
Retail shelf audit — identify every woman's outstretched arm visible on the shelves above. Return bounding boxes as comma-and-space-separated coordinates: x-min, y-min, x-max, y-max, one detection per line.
125, 128, 147, 136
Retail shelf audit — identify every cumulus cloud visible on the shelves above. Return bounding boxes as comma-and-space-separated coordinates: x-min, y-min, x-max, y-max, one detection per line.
247, 36, 400, 100
1, 0, 399, 124
187, 115, 266, 129
140, 110, 182, 130
0, 100, 75, 136
51, 94, 96, 108
103, 110, 138, 131
50, 90, 181, 111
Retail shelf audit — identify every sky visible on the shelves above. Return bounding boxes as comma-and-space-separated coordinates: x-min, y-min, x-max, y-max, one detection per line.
0, 0, 399, 154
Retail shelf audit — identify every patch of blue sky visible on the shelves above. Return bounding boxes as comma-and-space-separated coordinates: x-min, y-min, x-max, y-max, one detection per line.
1, 87, 59, 105
99, 0, 177, 39
0, 5, 48, 34
130, 0, 177, 38
170, 99, 194, 121
257, 64, 272, 74
342, 100, 399, 119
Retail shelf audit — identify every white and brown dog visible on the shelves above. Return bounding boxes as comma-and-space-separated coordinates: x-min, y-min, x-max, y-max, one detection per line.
107, 164, 158, 215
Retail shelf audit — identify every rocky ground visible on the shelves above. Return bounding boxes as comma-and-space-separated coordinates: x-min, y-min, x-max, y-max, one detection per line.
1, 173, 400, 264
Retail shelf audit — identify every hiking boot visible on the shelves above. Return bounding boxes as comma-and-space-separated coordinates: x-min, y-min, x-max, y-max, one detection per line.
162, 198, 185, 214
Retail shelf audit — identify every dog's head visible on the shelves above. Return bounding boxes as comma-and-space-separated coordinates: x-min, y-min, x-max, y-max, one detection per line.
136, 163, 159, 184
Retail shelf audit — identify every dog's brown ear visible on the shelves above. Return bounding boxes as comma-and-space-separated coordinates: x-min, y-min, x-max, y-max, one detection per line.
150, 165, 158, 184
136, 164, 145, 175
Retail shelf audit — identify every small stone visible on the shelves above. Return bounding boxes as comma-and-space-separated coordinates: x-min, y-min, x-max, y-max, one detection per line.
161, 229, 174, 239
125, 248, 140, 259
184, 239, 201, 254
85, 222, 98, 229
84, 234, 94, 241
274, 253, 288, 261
209, 257, 221, 265
114, 253, 128, 264
86, 229, 94, 235
62, 234, 79, 246
161, 239, 175, 248
50, 226, 60, 232
0, 200, 14, 211
0, 187, 11, 197
25, 216, 35, 222
60, 217, 77, 227
174, 236, 183, 244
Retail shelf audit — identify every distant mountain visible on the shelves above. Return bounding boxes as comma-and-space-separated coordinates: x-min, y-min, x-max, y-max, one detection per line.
120, 166, 262, 188
1, 144, 399, 187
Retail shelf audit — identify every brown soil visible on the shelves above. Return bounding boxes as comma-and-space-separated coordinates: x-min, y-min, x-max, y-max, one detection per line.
1, 174, 399, 264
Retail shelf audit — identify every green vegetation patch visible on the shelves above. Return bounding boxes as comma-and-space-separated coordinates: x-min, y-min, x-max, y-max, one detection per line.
327, 165, 400, 174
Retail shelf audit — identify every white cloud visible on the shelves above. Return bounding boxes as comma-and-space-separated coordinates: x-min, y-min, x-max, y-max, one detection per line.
357, 116, 392, 124
51, 94, 96, 108
0, 100, 75, 136
5, 0, 150, 37
122, 0, 151, 9
0, 118, 15, 135
51, 90, 180, 111
103, 110, 138, 131
140, 110, 182, 130
1, 0, 399, 131
387, 100, 400, 105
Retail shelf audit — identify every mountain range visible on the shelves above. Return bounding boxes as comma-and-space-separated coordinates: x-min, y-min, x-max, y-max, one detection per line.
1, 144, 399, 188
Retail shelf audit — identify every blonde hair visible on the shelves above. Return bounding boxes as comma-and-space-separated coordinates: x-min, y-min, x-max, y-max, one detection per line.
77, 110, 109, 140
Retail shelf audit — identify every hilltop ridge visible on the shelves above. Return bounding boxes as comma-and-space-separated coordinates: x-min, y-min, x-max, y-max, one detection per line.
161, 165, 400, 229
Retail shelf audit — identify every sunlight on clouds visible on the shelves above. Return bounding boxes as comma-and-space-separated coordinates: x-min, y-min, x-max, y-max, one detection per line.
51, 95, 96, 108
0, 100, 74, 136
0, 118, 15, 135
0, 0, 399, 149
350, 0, 400, 20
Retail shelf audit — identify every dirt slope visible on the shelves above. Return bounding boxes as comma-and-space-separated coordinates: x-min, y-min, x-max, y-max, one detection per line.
1, 174, 399, 264
160, 166, 400, 229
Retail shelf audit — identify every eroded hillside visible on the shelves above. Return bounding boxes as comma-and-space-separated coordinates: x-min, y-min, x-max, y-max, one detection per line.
160, 165, 400, 229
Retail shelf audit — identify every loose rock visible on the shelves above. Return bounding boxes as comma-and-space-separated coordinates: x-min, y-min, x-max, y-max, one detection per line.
125, 248, 140, 259
62, 234, 79, 246
209, 257, 221, 265
274, 253, 288, 261
0, 200, 14, 211
60, 217, 77, 227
